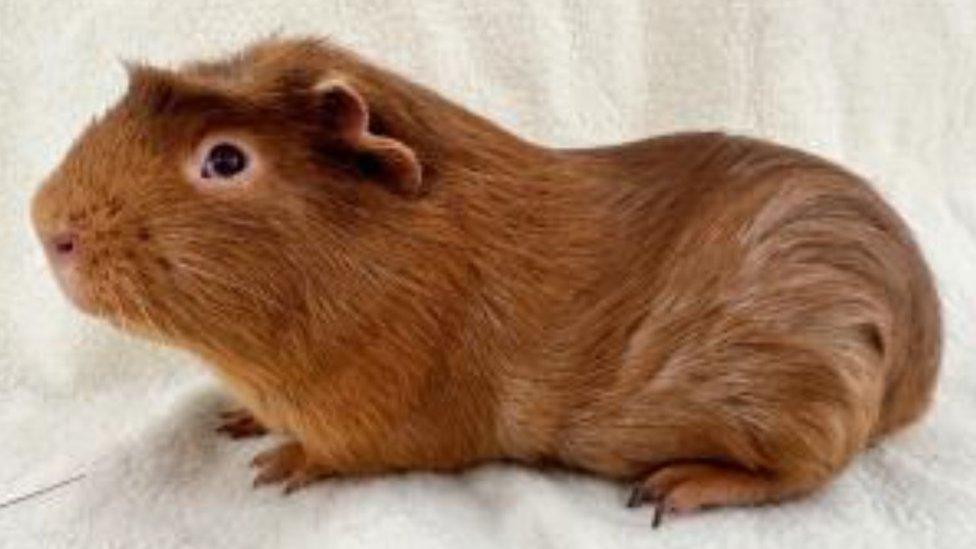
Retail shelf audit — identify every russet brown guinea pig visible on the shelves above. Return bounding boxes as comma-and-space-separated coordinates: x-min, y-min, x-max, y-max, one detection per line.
31, 38, 941, 525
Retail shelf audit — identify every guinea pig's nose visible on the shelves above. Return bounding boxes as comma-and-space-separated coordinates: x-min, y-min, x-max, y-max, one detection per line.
46, 231, 78, 259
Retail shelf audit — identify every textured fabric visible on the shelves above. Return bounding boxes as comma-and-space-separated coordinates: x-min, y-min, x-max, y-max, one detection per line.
1, 1, 974, 547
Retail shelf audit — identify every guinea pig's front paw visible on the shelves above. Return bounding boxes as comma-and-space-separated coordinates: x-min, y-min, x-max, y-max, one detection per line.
216, 408, 268, 439
250, 442, 329, 494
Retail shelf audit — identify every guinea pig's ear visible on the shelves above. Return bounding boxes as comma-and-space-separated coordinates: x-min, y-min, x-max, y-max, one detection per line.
314, 79, 424, 198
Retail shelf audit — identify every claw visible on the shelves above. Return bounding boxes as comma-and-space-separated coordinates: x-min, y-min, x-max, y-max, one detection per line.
250, 447, 278, 468
626, 485, 649, 508
252, 472, 276, 488
252, 465, 288, 488
283, 475, 312, 495
627, 484, 667, 528
652, 500, 665, 529
216, 409, 268, 439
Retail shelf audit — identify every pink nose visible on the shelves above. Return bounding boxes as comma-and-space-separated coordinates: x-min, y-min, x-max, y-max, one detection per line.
47, 232, 77, 259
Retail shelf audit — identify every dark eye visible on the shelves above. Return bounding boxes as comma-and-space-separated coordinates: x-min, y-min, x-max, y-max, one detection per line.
202, 143, 248, 178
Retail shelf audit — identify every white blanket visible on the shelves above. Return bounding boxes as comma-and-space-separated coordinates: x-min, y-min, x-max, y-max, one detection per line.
2, 1, 974, 547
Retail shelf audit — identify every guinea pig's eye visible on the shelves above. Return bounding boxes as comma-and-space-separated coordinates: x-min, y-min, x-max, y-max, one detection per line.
202, 143, 248, 179
185, 134, 261, 189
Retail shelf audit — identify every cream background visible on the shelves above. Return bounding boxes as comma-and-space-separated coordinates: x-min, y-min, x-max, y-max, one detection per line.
1, 1, 974, 547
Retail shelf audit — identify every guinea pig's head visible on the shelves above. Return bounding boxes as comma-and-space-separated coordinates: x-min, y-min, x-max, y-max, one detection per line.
31, 47, 424, 357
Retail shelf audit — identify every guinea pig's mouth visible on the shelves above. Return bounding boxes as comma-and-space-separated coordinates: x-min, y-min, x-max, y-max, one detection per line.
35, 221, 169, 336
37, 230, 118, 318
42, 247, 98, 315
41, 243, 173, 340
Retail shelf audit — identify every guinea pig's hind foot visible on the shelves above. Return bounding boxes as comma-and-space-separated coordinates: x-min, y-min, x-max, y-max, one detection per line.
250, 442, 329, 495
216, 408, 268, 439
626, 463, 794, 528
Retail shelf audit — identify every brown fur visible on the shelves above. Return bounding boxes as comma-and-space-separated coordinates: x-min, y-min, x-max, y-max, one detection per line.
32, 38, 941, 518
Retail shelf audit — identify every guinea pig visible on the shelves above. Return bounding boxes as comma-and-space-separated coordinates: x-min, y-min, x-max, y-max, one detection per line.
31, 38, 941, 526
